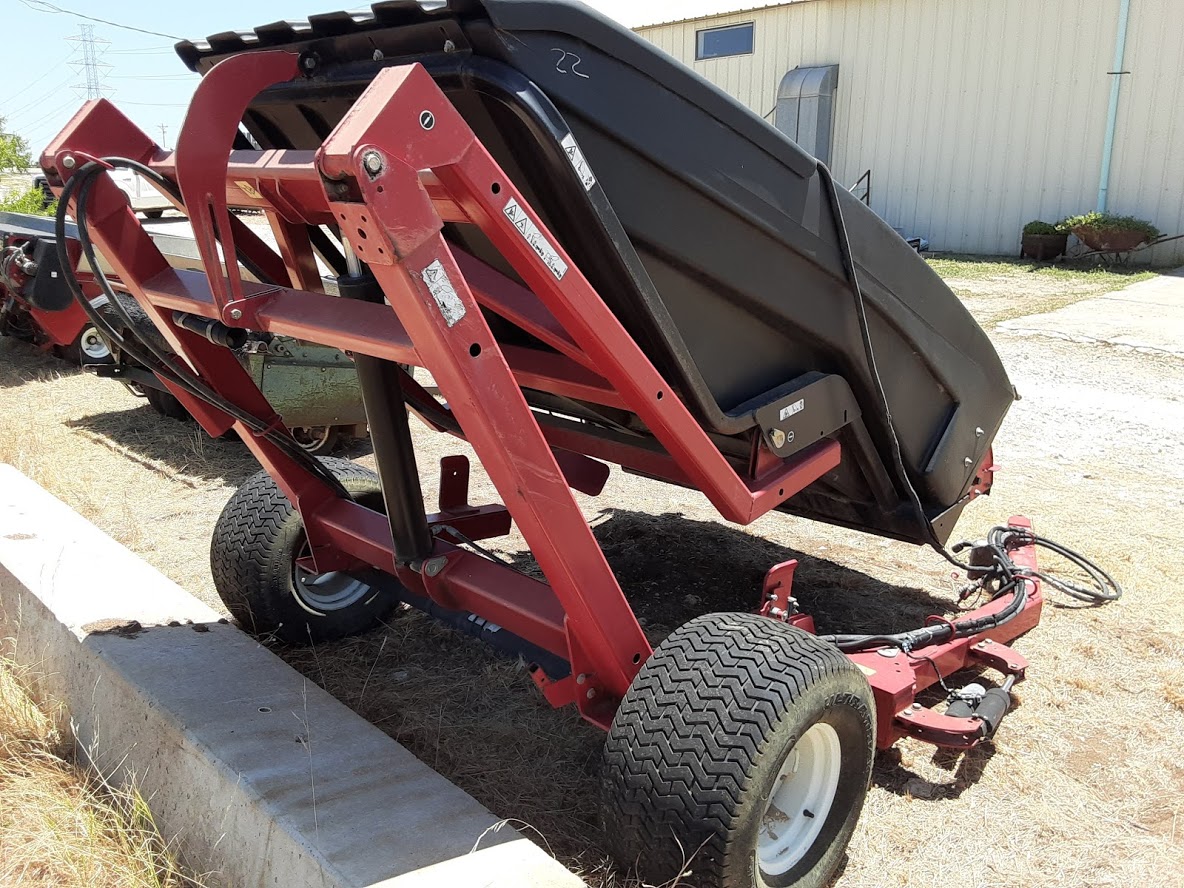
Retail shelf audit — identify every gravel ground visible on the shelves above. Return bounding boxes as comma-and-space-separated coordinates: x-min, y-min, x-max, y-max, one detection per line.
1, 258, 1181, 887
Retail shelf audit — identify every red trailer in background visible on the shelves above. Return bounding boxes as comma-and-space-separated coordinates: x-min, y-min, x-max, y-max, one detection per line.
1, 212, 111, 364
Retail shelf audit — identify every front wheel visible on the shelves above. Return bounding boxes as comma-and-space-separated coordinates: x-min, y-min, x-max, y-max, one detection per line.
601, 613, 875, 888
210, 458, 400, 644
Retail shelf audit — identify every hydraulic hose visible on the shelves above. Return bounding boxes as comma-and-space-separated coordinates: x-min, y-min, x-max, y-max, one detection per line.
54, 158, 350, 499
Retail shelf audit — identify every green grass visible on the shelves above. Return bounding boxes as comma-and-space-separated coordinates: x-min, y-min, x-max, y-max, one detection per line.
927, 254, 1156, 288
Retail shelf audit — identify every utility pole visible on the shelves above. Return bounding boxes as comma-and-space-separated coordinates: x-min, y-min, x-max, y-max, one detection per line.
159, 124, 168, 150
67, 24, 111, 100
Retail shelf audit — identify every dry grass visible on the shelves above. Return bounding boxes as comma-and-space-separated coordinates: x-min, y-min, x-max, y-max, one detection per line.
0, 656, 199, 887
2, 259, 1184, 887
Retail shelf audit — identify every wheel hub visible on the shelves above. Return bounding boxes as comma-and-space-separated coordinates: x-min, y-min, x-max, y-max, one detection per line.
79, 326, 110, 361
757, 721, 843, 876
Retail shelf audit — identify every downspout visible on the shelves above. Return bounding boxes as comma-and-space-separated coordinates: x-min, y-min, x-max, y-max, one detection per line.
1097, 0, 1132, 212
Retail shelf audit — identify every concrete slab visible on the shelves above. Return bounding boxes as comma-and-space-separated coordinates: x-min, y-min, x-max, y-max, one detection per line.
0, 464, 582, 888
998, 267, 1184, 356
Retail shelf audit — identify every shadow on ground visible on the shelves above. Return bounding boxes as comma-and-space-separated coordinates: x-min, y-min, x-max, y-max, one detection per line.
66, 407, 262, 486
66, 408, 374, 487
276, 508, 985, 878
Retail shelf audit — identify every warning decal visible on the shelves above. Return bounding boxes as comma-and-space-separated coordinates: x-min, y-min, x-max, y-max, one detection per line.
421, 260, 466, 327
503, 198, 568, 280
561, 133, 596, 191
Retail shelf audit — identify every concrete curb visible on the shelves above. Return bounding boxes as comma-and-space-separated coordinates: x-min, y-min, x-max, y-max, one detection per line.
0, 464, 583, 888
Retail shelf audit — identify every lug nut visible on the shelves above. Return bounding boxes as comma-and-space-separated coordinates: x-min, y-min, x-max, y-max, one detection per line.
362, 150, 384, 175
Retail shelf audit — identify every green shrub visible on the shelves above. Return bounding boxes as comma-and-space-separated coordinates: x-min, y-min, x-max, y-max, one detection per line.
1060, 212, 1160, 241
0, 187, 55, 216
1022, 220, 1062, 236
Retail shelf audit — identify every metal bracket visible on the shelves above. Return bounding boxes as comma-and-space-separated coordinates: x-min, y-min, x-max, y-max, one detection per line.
760, 559, 804, 624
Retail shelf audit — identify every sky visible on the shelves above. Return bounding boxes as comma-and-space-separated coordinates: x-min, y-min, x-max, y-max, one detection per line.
0, 0, 755, 161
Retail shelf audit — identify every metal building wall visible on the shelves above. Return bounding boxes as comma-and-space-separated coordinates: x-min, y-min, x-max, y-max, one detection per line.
637, 0, 1184, 264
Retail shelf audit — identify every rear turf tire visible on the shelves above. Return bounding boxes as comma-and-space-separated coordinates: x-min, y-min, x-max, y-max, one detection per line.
210, 457, 399, 644
601, 612, 875, 888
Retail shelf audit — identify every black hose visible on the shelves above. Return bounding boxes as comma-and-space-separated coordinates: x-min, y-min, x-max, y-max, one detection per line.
55, 159, 350, 500
817, 162, 972, 571
814, 162, 1120, 654
818, 523, 1121, 654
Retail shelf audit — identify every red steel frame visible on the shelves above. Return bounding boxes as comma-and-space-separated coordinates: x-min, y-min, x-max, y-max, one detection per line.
42, 52, 1040, 742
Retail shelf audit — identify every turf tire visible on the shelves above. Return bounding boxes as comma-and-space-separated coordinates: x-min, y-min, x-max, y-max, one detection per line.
210, 458, 398, 644
601, 612, 875, 888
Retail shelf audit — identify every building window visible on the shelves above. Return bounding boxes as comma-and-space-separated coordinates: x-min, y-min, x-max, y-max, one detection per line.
696, 23, 755, 60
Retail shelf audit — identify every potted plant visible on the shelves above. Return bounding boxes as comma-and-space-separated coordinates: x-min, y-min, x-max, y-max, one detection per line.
1060, 212, 1160, 253
1020, 220, 1069, 260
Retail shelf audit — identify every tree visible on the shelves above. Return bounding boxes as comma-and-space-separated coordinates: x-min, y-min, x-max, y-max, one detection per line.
0, 115, 53, 216
0, 117, 32, 173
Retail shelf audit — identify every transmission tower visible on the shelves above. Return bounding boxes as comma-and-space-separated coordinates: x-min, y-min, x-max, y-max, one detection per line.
67, 25, 112, 100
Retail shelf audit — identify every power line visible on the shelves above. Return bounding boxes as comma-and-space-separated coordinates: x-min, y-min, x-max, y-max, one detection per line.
16, 95, 80, 133
4, 76, 76, 120
107, 47, 175, 55
19, 0, 183, 41
110, 74, 194, 81
0, 51, 73, 103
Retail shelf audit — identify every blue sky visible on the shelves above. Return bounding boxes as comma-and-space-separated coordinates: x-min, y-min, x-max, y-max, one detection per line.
0, 0, 740, 159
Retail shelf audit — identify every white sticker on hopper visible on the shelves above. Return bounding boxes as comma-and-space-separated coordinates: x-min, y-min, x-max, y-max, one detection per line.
504, 197, 568, 280
421, 259, 466, 327
561, 132, 596, 191
779, 398, 805, 421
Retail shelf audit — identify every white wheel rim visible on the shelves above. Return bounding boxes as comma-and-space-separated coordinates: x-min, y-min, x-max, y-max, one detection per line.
292, 426, 332, 452
757, 722, 842, 876
79, 326, 110, 361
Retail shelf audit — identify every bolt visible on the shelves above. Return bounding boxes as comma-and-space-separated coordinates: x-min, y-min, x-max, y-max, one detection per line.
229, 308, 243, 320
575, 673, 587, 685
769, 428, 786, 449
423, 556, 447, 577
62, 155, 76, 169
302, 55, 318, 71
586, 688, 597, 700
443, 39, 457, 53
372, 49, 384, 61
333, 181, 349, 196
910, 703, 921, 711
362, 150, 384, 175
1008, 662, 1020, 670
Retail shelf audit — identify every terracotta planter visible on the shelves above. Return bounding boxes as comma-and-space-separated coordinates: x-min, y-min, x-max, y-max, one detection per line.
1020, 232, 1068, 260
1072, 226, 1151, 253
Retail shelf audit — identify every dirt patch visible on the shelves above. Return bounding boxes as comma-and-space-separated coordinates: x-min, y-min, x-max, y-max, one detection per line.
2, 260, 1184, 886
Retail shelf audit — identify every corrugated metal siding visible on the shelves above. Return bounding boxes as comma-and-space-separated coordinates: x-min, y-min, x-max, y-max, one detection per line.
637, 0, 1184, 263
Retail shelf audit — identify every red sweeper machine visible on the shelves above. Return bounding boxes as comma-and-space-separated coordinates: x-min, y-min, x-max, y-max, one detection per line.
34, 3, 1120, 885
